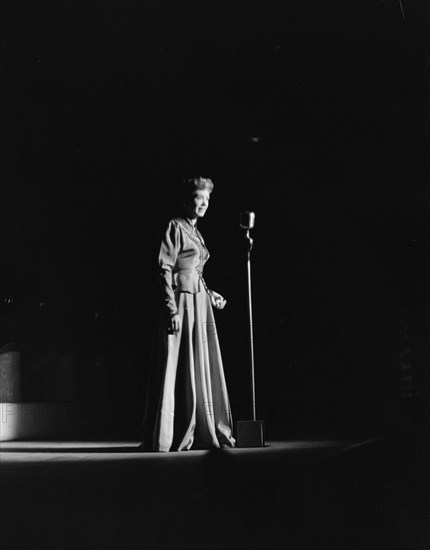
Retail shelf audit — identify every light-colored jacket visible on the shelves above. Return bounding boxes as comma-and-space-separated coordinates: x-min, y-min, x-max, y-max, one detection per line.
158, 218, 210, 316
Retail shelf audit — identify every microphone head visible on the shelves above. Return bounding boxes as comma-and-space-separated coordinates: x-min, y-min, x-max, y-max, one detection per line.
240, 211, 255, 229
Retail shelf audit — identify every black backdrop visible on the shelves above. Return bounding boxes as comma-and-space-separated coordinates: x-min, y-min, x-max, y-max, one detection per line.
1, 0, 429, 437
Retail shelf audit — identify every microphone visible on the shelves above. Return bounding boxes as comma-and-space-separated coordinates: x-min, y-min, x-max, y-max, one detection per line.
240, 211, 255, 230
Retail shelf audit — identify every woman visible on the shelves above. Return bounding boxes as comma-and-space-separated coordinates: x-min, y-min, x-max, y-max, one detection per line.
141, 177, 236, 451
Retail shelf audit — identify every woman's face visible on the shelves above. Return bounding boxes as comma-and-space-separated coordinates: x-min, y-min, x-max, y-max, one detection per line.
184, 189, 210, 219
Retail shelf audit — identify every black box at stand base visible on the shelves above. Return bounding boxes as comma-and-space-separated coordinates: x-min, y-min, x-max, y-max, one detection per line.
235, 420, 265, 448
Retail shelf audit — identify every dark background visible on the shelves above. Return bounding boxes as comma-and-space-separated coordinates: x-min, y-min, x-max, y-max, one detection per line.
0, 0, 429, 438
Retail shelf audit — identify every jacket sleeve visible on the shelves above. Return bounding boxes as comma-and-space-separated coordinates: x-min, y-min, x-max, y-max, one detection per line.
158, 220, 181, 317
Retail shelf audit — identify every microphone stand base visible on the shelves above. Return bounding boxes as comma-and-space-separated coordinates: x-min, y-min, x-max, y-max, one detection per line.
235, 420, 265, 448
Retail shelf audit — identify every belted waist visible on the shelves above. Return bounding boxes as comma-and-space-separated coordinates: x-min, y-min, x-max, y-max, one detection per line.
172, 269, 203, 294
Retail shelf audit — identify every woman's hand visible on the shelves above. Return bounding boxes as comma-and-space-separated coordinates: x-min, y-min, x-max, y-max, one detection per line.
168, 313, 181, 334
210, 290, 227, 310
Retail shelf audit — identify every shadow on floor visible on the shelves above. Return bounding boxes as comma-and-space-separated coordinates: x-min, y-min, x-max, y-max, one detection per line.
0, 428, 428, 550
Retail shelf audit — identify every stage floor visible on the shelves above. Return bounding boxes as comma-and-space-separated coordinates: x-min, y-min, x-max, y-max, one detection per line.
1, 430, 427, 550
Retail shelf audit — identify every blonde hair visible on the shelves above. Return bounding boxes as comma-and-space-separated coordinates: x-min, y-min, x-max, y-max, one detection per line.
179, 177, 214, 199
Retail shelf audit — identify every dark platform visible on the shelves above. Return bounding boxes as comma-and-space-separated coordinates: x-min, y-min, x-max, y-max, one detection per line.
0, 428, 427, 550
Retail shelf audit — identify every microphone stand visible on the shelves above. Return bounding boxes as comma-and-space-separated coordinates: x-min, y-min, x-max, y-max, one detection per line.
245, 227, 256, 421
235, 212, 265, 448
